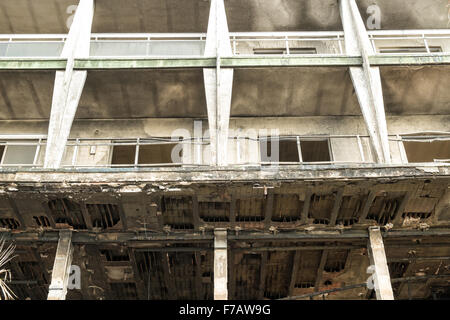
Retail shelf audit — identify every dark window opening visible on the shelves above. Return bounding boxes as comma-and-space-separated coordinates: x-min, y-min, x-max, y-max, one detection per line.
389, 262, 409, 294
139, 143, 179, 164
33, 216, 51, 228
403, 140, 450, 163
295, 282, 315, 289
324, 250, 349, 273
300, 140, 331, 162
253, 48, 317, 55
109, 282, 137, 300
111, 145, 135, 165
309, 194, 335, 225
0, 145, 4, 161
271, 194, 302, 222
402, 212, 432, 220
367, 195, 402, 225
0, 218, 20, 229
260, 138, 331, 163
199, 201, 230, 222
336, 196, 364, 226
111, 140, 181, 166
260, 138, 299, 163
86, 203, 121, 229
236, 198, 265, 222
100, 248, 130, 261
48, 199, 87, 229
379, 46, 442, 54
161, 196, 194, 230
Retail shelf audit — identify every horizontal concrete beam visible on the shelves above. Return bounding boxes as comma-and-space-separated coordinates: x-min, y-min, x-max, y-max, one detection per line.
220, 56, 363, 67
1, 228, 450, 244
1, 54, 450, 70
0, 58, 67, 70
0, 164, 449, 185
75, 57, 217, 69
369, 54, 450, 66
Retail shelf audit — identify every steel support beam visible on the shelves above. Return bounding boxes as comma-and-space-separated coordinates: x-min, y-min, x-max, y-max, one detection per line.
214, 228, 228, 300
44, 0, 94, 168
367, 226, 394, 300
47, 230, 73, 300
204, 0, 234, 166
339, 0, 391, 164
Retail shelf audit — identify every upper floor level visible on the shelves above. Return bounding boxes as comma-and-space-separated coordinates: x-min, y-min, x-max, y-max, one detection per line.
1, 0, 449, 34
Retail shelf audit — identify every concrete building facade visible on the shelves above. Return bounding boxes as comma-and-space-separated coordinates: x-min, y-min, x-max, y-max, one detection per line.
0, 0, 449, 300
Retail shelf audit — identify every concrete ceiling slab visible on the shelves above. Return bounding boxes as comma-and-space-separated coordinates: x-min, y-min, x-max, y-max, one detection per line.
76, 69, 207, 119
1, 0, 448, 34
381, 65, 450, 115
0, 71, 54, 120
0, 0, 74, 34
93, 0, 211, 33
358, 0, 450, 30
231, 67, 360, 117
225, 0, 342, 32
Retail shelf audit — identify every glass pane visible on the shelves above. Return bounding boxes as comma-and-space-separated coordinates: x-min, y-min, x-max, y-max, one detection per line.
4, 42, 64, 57
90, 40, 205, 57
2, 145, 37, 165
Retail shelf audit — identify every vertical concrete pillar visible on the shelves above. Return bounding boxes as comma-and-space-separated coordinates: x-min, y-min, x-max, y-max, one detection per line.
48, 230, 73, 300
204, 0, 234, 166
367, 226, 394, 300
214, 228, 228, 300
339, 0, 391, 164
44, 0, 94, 168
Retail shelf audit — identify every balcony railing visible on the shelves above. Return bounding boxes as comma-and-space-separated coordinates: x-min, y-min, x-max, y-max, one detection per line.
1, 134, 449, 168
1, 30, 449, 58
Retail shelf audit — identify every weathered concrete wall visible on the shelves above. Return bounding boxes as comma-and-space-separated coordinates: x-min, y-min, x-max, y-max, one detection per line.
1, 0, 449, 34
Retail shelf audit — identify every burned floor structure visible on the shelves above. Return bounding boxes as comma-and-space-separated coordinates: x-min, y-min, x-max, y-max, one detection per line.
1, 167, 449, 300
1, 0, 450, 300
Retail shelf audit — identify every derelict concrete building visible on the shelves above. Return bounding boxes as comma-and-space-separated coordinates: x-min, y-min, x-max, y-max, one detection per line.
0, 0, 449, 300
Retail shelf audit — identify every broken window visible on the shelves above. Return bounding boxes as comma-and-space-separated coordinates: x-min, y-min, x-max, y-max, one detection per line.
47, 199, 87, 229
260, 138, 298, 163
379, 46, 442, 54
199, 201, 230, 222
300, 140, 331, 162
86, 203, 121, 229
253, 48, 317, 55
111, 144, 135, 165
161, 196, 194, 230
110, 139, 182, 166
271, 194, 303, 222
33, 216, 51, 228
403, 139, 450, 163
260, 137, 331, 163
236, 198, 265, 222
0, 218, 20, 229
100, 248, 130, 261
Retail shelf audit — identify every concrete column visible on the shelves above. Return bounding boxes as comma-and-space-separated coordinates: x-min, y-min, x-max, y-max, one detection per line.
204, 0, 234, 166
48, 230, 73, 300
339, 0, 391, 164
44, 0, 94, 168
367, 226, 394, 300
214, 228, 228, 300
